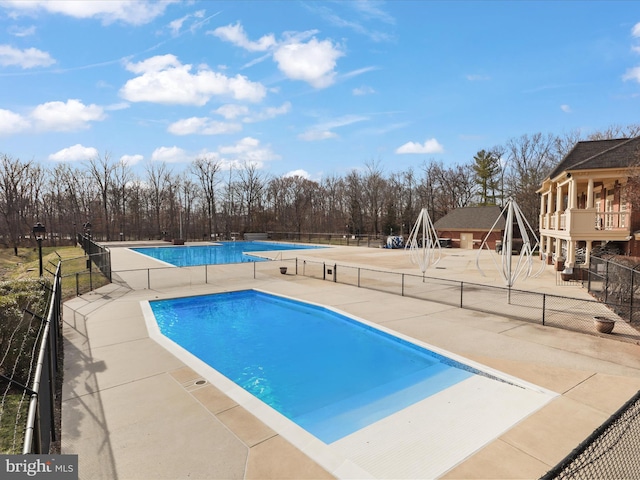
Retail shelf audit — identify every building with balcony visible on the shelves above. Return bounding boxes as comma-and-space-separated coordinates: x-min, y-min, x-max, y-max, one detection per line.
538, 137, 640, 269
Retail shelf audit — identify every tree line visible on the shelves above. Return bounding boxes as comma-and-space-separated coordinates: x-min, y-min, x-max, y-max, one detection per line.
1, 125, 639, 250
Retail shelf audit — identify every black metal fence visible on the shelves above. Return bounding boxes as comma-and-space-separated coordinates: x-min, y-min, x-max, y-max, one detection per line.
542, 389, 640, 479
0, 261, 62, 455
269, 231, 384, 247
77, 233, 112, 282
296, 258, 640, 341
588, 256, 640, 325
22, 261, 62, 454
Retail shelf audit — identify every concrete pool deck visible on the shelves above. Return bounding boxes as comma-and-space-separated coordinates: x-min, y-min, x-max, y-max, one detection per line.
61, 243, 640, 479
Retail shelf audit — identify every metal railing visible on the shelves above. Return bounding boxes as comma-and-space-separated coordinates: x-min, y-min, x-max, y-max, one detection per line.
22, 262, 61, 454
295, 258, 640, 342
77, 233, 112, 282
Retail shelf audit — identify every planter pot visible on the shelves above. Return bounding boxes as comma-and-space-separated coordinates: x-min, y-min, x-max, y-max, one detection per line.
594, 316, 615, 334
279, 267, 288, 275
560, 273, 573, 281
172, 238, 185, 245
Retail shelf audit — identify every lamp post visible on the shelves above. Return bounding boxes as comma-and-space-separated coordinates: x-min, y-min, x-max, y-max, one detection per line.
33, 222, 46, 277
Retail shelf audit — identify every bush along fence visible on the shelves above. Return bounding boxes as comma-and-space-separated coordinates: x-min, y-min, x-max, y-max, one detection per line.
0, 261, 62, 455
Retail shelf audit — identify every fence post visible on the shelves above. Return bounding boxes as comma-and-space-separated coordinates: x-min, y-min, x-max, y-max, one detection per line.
147, 268, 151, 289
205, 264, 208, 284
76, 273, 79, 296
295, 257, 298, 275
358, 268, 361, 288
401, 273, 405, 296
542, 294, 546, 326
460, 282, 464, 308
605, 260, 609, 303
333, 263, 337, 282
323, 262, 326, 280
630, 269, 634, 323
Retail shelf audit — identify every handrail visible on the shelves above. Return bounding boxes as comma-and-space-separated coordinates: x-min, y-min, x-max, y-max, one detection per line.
22, 261, 61, 454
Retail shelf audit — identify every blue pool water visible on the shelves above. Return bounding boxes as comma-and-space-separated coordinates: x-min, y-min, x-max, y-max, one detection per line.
132, 241, 322, 266
150, 290, 478, 443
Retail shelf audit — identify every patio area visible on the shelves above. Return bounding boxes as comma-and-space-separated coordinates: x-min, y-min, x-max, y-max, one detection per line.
61, 244, 640, 479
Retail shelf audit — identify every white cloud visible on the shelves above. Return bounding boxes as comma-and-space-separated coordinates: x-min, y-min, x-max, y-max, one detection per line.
0, 109, 30, 135
298, 130, 337, 141
298, 114, 368, 141
217, 137, 279, 168
395, 138, 444, 154
210, 22, 276, 52
214, 104, 250, 120
273, 38, 343, 88
151, 146, 189, 163
31, 99, 105, 131
121, 54, 267, 105
632, 22, 640, 37
2, 0, 175, 26
244, 102, 291, 123
167, 117, 242, 135
49, 144, 98, 162
8, 25, 36, 37
560, 104, 572, 113
284, 169, 310, 179
120, 154, 144, 166
0, 44, 55, 68
622, 66, 640, 83
352, 85, 375, 96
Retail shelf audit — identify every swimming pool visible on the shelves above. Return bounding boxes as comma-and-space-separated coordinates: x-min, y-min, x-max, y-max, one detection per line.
143, 288, 557, 478
131, 241, 323, 266
150, 290, 506, 443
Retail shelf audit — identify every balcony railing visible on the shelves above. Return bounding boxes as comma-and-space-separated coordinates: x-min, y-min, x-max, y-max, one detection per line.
541, 210, 630, 236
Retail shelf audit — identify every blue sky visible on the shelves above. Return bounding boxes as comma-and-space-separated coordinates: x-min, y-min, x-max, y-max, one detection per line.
1, 0, 639, 180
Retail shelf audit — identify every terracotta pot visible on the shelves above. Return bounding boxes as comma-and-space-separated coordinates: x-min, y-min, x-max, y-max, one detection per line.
279, 267, 288, 274
594, 316, 615, 334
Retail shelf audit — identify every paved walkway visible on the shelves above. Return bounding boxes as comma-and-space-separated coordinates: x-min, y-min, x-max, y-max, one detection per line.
61, 243, 640, 479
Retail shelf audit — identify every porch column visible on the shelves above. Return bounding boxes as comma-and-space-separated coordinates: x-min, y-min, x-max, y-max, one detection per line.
569, 178, 577, 209
555, 184, 563, 229
585, 240, 593, 267
587, 178, 594, 209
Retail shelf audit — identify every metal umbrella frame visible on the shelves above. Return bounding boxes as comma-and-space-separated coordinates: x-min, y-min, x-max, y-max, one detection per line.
405, 208, 442, 275
476, 198, 545, 287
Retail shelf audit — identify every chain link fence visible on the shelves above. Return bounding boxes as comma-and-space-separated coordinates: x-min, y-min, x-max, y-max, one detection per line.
588, 256, 640, 325
542, 389, 640, 479
295, 258, 640, 342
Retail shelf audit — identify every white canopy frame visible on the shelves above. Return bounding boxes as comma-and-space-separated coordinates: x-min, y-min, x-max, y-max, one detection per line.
476, 198, 545, 287
405, 208, 442, 275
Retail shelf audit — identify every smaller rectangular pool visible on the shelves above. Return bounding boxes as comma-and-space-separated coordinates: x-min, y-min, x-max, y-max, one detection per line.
131, 241, 323, 267
149, 290, 499, 443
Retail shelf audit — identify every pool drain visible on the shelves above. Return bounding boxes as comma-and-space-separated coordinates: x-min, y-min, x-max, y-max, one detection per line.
195, 380, 206, 386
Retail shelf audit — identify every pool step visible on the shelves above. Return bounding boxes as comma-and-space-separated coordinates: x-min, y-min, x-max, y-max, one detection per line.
293, 362, 473, 444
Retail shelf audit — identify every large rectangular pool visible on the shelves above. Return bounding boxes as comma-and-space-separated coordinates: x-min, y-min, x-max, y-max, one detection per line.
131, 241, 323, 266
149, 290, 495, 443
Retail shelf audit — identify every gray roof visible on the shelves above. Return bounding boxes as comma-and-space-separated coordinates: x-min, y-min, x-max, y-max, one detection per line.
434, 206, 505, 230
548, 137, 640, 179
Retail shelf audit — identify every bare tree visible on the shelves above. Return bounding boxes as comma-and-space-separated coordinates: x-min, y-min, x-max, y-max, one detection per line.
191, 156, 221, 238
86, 153, 117, 241
503, 132, 557, 224
145, 161, 171, 239
0, 155, 34, 254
